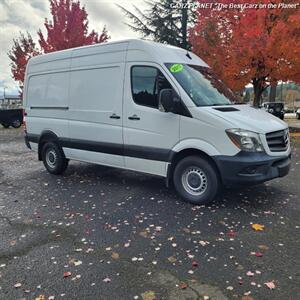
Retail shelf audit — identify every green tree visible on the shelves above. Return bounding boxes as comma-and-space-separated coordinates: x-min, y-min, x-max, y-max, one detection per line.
118, 0, 196, 49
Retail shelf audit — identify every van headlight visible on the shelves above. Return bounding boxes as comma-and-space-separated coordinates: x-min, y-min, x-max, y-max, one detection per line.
226, 129, 264, 152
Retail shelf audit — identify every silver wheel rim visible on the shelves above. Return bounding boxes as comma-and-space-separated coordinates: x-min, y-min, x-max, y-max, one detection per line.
181, 166, 208, 196
46, 149, 57, 168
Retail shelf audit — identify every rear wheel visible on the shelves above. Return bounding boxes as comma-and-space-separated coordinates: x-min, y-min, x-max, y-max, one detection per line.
173, 156, 219, 205
42, 142, 68, 175
2, 123, 10, 128
11, 119, 22, 128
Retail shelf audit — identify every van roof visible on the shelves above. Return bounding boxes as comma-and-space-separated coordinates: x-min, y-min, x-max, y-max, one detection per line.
28, 38, 208, 68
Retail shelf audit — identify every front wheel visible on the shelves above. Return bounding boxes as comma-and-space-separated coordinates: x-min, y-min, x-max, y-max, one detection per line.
42, 142, 68, 175
173, 156, 219, 205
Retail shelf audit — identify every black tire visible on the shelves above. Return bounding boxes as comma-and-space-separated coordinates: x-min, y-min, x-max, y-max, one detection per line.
42, 142, 68, 175
297, 114, 300, 120
11, 119, 22, 128
2, 123, 10, 128
173, 156, 219, 205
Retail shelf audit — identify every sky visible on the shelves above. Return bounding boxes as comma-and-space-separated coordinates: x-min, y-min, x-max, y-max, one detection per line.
0, 0, 144, 96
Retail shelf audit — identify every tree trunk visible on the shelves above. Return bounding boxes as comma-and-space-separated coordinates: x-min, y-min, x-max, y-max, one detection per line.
181, 0, 188, 49
252, 78, 263, 107
269, 83, 277, 102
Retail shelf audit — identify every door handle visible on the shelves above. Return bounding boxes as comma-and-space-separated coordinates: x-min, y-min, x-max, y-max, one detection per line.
110, 113, 121, 119
128, 114, 140, 120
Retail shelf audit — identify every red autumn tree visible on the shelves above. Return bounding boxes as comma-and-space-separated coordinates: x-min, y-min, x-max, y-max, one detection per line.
7, 32, 40, 93
8, 0, 109, 93
38, 0, 109, 53
190, 0, 300, 106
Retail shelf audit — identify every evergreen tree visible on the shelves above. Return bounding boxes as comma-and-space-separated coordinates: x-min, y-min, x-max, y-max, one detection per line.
118, 0, 196, 50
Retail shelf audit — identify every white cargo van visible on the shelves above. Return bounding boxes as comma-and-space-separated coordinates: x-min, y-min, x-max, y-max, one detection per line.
23, 39, 291, 204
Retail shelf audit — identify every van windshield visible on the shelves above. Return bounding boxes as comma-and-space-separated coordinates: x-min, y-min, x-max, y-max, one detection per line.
165, 63, 238, 106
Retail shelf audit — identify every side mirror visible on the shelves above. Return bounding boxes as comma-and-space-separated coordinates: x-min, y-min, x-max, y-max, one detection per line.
158, 89, 180, 113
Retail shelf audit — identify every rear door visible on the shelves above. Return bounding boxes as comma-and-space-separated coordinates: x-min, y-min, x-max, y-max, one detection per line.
123, 63, 180, 176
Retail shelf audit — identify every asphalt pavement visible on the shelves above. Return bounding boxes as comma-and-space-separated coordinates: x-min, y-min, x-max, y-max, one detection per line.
0, 128, 299, 300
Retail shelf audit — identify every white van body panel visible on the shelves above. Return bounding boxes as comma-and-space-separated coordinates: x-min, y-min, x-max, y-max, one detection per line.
172, 139, 220, 157
63, 149, 122, 169
126, 39, 208, 67
25, 70, 70, 147
190, 105, 291, 157
180, 108, 241, 156
65, 42, 128, 166
200, 104, 287, 134
24, 39, 290, 184
67, 64, 125, 166
26, 50, 71, 74
123, 61, 180, 175
71, 41, 128, 67
124, 157, 167, 177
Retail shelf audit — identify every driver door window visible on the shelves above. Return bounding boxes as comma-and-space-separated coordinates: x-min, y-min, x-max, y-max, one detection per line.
131, 66, 171, 109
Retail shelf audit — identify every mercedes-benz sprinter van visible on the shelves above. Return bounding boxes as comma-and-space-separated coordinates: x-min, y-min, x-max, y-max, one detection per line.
23, 39, 291, 204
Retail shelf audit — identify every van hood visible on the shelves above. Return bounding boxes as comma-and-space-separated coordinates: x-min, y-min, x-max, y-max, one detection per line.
194, 104, 287, 134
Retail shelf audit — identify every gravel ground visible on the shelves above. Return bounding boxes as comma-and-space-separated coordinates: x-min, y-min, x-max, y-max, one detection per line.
0, 128, 299, 300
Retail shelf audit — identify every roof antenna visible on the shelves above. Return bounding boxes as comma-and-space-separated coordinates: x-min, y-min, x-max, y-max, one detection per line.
186, 50, 192, 60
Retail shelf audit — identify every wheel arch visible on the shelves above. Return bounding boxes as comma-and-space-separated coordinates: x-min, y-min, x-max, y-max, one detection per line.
38, 130, 60, 161
167, 148, 222, 187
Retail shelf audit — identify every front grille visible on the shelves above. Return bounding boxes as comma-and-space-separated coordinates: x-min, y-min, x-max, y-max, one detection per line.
266, 129, 289, 152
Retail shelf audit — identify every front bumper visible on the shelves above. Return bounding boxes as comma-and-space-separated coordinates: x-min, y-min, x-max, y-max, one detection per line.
213, 151, 291, 186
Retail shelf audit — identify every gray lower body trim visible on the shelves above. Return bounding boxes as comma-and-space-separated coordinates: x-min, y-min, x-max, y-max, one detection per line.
26, 133, 174, 162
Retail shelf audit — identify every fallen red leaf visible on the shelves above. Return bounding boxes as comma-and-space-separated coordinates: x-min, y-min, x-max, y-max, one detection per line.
63, 272, 72, 278
192, 261, 198, 267
227, 230, 236, 237
179, 283, 188, 289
